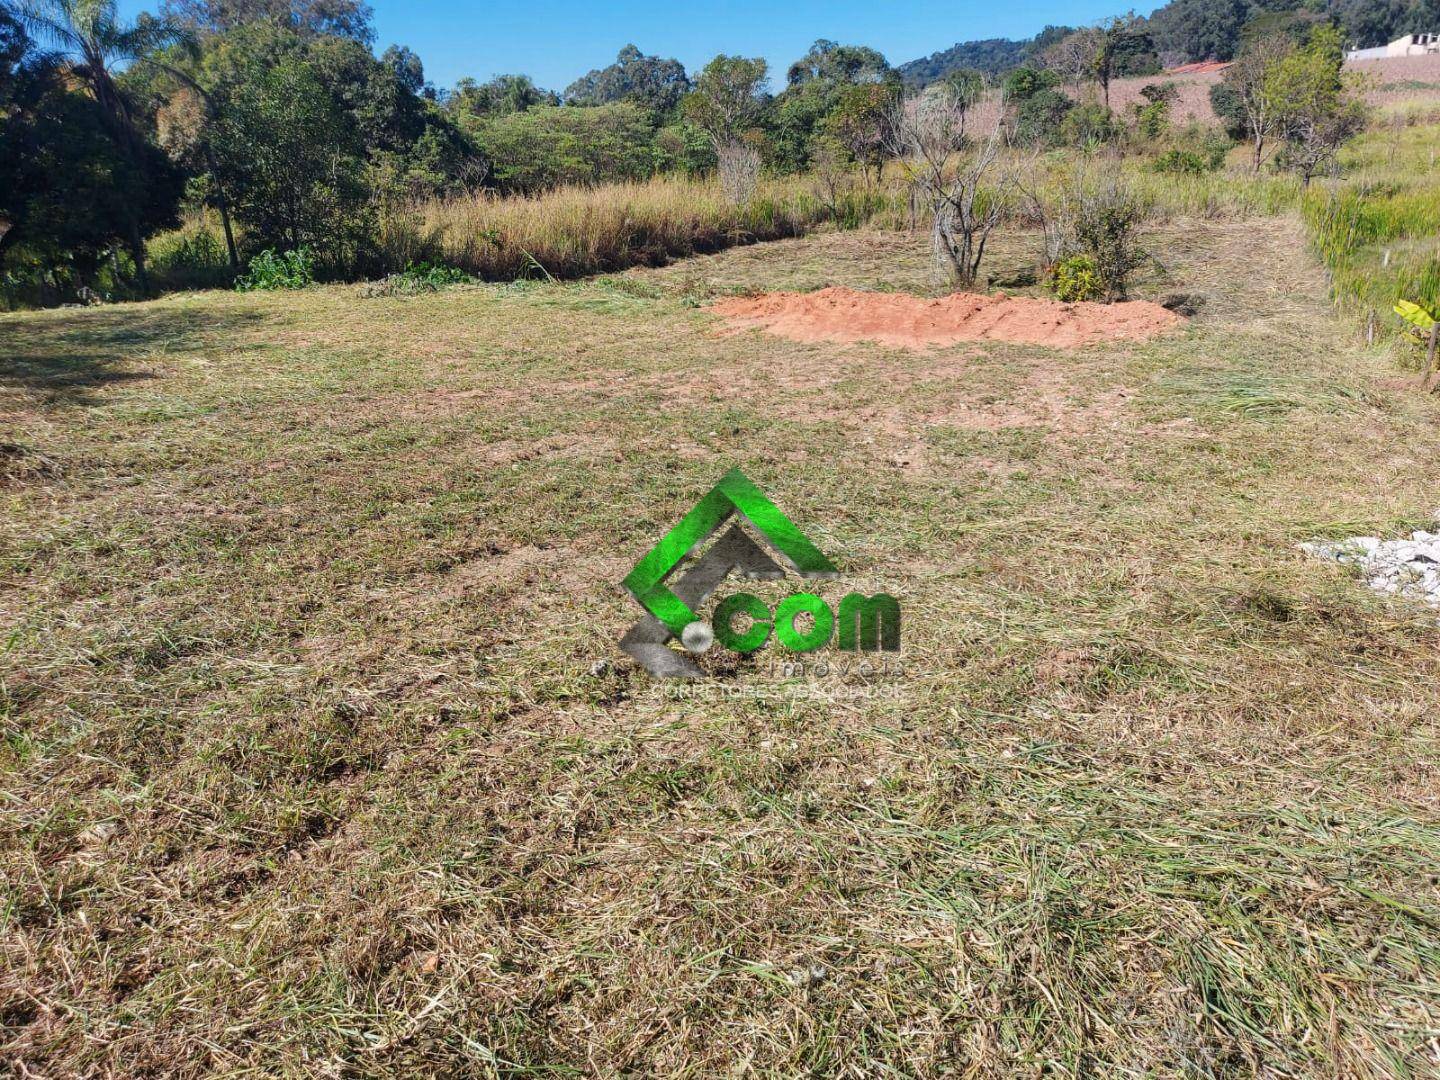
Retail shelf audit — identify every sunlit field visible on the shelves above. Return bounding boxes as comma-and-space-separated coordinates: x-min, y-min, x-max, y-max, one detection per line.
5, 196, 1440, 1073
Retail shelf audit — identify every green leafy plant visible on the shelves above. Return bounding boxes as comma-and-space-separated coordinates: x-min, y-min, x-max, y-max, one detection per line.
1049, 254, 1103, 303
235, 248, 315, 292
358, 262, 475, 298
399, 262, 473, 289
1072, 179, 1148, 302
1395, 299, 1437, 331
1396, 299, 1440, 391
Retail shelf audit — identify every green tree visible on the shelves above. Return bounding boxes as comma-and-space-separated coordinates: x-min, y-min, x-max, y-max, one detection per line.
1148, 0, 1253, 64
1004, 65, 1060, 102
473, 102, 657, 193
682, 55, 770, 200
1, 9, 182, 299
160, 0, 374, 43
1015, 87, 1075, 144
1092, 14, 1158, 110
449, 73, 556, 118
767, 40, 895, 172
380, 44, 423, 94
564, 45, 690, 113
786, 39, 890, 87
682, 55, 770, 145
1221, 32, 1293, 171
11, 0, 191, 291
1268, 25, 1366, 185
820, 80, 901, 182
212, 54, 372, 265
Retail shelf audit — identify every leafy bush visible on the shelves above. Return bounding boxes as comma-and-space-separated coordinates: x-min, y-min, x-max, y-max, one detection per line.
1135, 99, 1170, 141
235, 248, 315, 291
1014, 89, 1074, 146
1058, 103, 1121, 148
1071, 179, 1147, 301
1049, 254, 1103, 302
1208, 83, 1248, 141
1153, 149, 1211, 175
1004, 66, 1061, 103
1134, 84, 1178, 140
358, 261, 474, 297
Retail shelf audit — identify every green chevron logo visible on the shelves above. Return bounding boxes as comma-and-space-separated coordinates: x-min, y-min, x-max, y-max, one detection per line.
619, 469, 899, 678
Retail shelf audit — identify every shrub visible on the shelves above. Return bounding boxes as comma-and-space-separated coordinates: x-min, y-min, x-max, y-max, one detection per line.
1058, 103, 1120, 148
1015, 89, 1074, 146
1153, 149, 1211, 175
1049, 254, 1102, 302
235, 248, 315, 291
358, 261, 474, 297
1135, 99, 1170, 141
1134, 84, 1178, 141
1209, 83, 1249, 141
1005, 66, 1061, 103
1071, 177, 1147, 301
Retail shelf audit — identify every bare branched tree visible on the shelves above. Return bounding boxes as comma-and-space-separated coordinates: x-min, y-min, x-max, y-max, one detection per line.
887, 83, 1010, 289
1222, 35, 1293, 173
807, 135, 856, 224
1041, 28, 1102, 91
715, 138, 762, 205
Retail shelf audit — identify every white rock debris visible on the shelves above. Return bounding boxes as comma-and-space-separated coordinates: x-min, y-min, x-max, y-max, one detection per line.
1301, 530, 1440, 607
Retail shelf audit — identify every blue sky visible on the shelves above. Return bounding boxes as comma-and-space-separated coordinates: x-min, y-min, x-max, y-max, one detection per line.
120, 1, 1161, 93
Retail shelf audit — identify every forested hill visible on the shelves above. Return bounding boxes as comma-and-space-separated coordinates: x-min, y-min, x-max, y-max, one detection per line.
899, 0, 1437, 85
897, 38, 1031, 84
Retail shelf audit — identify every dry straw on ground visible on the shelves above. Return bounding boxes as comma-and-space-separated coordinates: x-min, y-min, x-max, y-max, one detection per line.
4, 211, 1440, 1075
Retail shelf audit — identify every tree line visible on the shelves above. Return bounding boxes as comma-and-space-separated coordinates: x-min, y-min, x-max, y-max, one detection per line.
903, 0, 1440, 86
0, 0, 1373, 306
0, 2, 920, 302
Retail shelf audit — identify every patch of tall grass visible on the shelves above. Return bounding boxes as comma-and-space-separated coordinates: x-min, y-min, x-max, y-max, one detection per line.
377, 153, 1299, 285
1300, 122, 1440, 324
382, 174, 893, 281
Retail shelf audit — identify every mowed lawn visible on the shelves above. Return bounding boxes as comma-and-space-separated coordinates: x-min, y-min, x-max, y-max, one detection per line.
3, 218, 1439, 1077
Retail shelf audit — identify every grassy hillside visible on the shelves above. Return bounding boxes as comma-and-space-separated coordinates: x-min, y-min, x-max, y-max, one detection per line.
1071, 54, 1440, 127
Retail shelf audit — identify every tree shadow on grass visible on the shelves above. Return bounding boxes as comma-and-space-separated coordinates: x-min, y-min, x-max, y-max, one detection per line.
1, 305, 267, 408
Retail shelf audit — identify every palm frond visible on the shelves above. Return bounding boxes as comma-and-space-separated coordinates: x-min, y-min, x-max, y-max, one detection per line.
107, 12, 191, 62
9, 0, 85, 54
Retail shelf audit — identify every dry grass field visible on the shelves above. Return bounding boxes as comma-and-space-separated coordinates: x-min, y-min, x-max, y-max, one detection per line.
4, 214, 1440, 1076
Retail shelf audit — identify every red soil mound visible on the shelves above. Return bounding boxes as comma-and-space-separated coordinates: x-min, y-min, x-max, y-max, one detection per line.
708, 286, 1185, 350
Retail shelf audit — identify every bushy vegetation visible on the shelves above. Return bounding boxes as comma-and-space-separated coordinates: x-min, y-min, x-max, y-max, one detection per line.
392, 174, 889, 281
357, 260, 474, 297
234, 246, 315, 290
148, 221, 234, 289
1301, 123, 1440, 330
1048, 253, 1103, 301
0, 0, 1414, 310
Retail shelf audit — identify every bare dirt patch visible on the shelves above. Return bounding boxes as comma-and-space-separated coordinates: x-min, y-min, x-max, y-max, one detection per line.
708, 287, 1185, 350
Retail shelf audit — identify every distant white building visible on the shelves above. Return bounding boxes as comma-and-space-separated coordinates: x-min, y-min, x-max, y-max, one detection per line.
1347, 33, 1440, 61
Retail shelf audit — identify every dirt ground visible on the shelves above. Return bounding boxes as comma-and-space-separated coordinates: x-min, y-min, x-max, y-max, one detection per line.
707, 287, 1183, 349
2, 218, 1440, 1077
